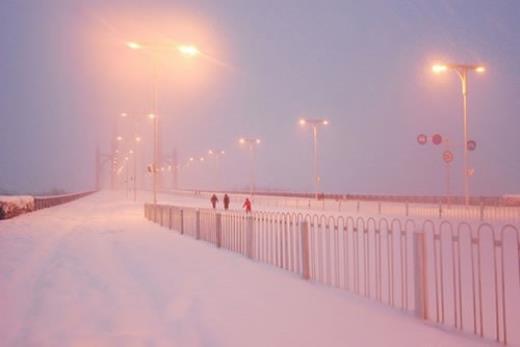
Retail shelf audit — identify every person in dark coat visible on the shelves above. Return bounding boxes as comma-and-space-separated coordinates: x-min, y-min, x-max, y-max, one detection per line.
210, 194, 218, 209
223, 194, 230, 210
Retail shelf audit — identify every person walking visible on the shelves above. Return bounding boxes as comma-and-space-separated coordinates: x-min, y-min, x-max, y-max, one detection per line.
242, 197, 252, 213
223, 194, 230, 210
210, 194, 219, 209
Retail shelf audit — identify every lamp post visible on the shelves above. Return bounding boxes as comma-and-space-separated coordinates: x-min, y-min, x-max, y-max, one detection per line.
208, 149, 225, 190
119, 113, 146, 201
432, 63, 485, 206
299, 118, 329, 199
127, 41, 200, 206
239, 138, 261, 196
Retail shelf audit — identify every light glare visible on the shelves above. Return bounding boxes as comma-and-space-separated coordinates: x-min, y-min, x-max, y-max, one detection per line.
127, 41, 142, 50
432, 64, 448, 73
178, 45, 200, 57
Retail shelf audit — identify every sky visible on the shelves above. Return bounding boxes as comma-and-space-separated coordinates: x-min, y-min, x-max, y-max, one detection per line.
0, 0, 519, 196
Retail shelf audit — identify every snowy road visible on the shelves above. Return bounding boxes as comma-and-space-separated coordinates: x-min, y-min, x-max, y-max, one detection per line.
0, 192, 498, 346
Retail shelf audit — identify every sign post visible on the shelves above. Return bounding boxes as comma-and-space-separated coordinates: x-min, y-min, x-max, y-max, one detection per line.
443, 149, 454, 208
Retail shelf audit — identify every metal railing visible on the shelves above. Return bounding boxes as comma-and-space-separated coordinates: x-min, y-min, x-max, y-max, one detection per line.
169, 190, 520, 222
145, 202, 520, 345
34, 191, 96, 210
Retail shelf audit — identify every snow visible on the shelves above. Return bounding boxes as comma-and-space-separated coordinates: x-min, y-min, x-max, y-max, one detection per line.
159, 191, 520, 343
0, 191, 500, 346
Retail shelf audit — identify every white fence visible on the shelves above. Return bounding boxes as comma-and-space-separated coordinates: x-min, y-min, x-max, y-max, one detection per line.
145, 203, 520, 345
169, 190, 520, 222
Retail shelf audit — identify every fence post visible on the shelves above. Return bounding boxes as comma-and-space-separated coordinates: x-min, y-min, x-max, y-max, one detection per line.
169, 207, 173, 229
405, 202, 409, 217
180, 209, 184, 234
356, 201, 360, 214
196, 210, 201, 240
153, 205, 158, 223
246, 215, 254, 259
413, 230, 428, 320
479, 202, 484, 221
438, 202, 442, 219
378, 202, 382, 215
160, 206, 165, 226
301, 220, 311, 280
215, 213, 222, 248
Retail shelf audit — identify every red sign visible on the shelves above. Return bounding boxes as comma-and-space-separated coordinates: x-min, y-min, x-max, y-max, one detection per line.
432, 134, 443, 145
443, 150, 454, 163
467, 140, 477, 151
417, 134, 427, 145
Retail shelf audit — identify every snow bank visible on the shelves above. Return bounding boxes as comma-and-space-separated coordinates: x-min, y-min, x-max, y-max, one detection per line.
0, 195, 34, 219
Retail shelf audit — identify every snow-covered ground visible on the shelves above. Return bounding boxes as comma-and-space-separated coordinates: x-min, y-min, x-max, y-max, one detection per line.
0, 191, 500, 346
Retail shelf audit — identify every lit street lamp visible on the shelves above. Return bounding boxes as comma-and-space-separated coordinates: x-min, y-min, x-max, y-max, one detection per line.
299, 118, 329, 199
127, 41, 200, 206
118, 112, 149, 201
208, 149, 225, 190
432, 63, 485, 206
239, 137, 261, 196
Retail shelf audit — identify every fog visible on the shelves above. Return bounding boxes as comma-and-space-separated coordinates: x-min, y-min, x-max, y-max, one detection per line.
1, 0, 519, 196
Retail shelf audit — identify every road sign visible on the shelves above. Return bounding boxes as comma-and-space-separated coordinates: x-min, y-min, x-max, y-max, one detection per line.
432, 134, 443, 145
467, 140, 477, 151
417, 134, 427, 145
443, 150, 454, 163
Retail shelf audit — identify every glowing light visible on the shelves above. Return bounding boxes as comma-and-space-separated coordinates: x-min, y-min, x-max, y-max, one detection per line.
432, 64, 448, 74
200, 157, 205, 162
299, 119, 306, 126
178, 45, 200, 57
239, 138, 245, 144
135, 136, 142, 142
189, 157, 194, 162
127, 41, 142, 50
220, 150, 225, 155
121, 113, 128, 118
475, 66, 486, 73
148, 113, 156, 119
129, 150, 134, 154
116, 136, 123, 141
323, 120, 329, 125
208, 149, 214, 155
256, 139, 261, 144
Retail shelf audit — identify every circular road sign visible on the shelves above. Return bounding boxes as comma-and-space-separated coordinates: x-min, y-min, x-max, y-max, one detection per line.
467, 140, 477, 151
417, 134, 427, 145
443, 150, 454, 164
432, 133, 443, 145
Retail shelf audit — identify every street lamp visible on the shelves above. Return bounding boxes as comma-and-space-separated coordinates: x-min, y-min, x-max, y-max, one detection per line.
299, 118, 329, 199
118, 112, 151, 201
178, 45, 200, 57
432, 63, 485, 206
127, 41, 200, 206
239, 137, 261, 196
208, 149, 225, 190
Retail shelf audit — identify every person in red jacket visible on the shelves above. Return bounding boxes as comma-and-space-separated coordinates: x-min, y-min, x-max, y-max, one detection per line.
242, 197, 252, 213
